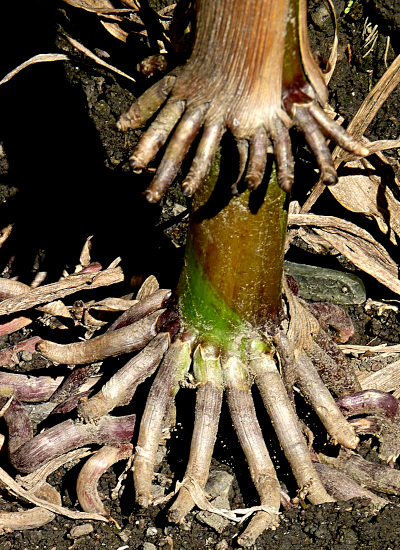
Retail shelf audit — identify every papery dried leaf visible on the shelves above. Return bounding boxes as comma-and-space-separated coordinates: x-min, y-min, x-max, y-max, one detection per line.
100, 20, 129, 42
0, 464, 106, 522
0, 54, 70, 86
321, 0, 338, 84
0, 317, 32, 336
61, 0, 136, 14
0, 225, 13, 248
289, 214, 400, 295
66, 36, 135, 82
341, 343, 400, 356
136, 275, 159, 300
283, 277, 320, 353
357, 359, 400, 399
40, 300, 73, 319
104, 258, 119, 271
299, 56, 400, 216
90, 297, 138, 312
326, 157, 400, 243
0, 267, 124, 316
80, 236, 93, 267
120, 0, 140, 8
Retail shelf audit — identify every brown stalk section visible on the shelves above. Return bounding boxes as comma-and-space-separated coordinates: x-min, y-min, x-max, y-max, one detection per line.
180, 162, 287, 331
174, 0, 289, 130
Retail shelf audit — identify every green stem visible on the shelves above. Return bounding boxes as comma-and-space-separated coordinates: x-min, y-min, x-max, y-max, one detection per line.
178, 154, 288, 349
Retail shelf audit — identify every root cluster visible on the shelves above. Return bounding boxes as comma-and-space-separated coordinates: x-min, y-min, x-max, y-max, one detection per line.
0, 274, 399, 546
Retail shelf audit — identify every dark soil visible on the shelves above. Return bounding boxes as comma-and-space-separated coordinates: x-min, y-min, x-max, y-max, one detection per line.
0, 1, 400, 549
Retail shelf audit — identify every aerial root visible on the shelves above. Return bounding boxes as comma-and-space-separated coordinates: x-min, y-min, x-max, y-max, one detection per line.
78, 332, 170, 422
129, 99, 186, 171
319, 450, 400, 496
293, 105, 338, 185
144, 104, 210, 202
181, 122, 225, 196
169, 345, 223, 523
293, 351, 359, 449
244, 127, 269, 190
231, 139, 249, 194
307, 103, 369, 157
0, 481, 61, 530
270, 118, 294, 193
37, 309, 165, 365
50, 364, 100, 409
116, 75, 177, 132
107, 288, 171, 331
133, 337, 193, 507
117, 81, 371, 202
9, 414, 136, 474
309, 331, 361, 396
336, 389, 400, 462
2, 397, 33, 455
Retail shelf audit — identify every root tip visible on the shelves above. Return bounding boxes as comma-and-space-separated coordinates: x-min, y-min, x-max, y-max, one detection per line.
143, 189, 162, 203
322, 170, 338, 185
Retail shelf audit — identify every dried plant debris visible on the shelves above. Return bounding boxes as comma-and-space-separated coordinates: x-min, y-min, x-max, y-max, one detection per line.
0, 0, 172, 87
288, 212, 400, 295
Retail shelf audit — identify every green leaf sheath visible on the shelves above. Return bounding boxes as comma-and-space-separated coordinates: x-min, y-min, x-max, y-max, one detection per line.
178, 154, 288, 349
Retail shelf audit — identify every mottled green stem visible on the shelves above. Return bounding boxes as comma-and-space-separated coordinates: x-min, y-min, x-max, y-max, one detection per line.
178, 155, 288, 349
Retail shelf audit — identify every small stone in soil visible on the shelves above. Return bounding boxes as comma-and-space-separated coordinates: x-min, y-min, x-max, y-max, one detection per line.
197, 470, 234, 533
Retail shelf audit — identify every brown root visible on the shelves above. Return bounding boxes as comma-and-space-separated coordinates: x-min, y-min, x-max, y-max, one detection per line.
10, 415, 136, 474
319, 450, 400, 496
128, 99, 185, 171
294, 351, 359, 449
77, 444, 133, 515
244, 127, 269, 190
169, 345, 223, 523
117, 75, 177, 132
78, 332, 170, 421
181, 122, 225, 196
250, 351, 333, 506
37, 309, 165, 365
313, 462, 387, 509
0, 506, 56, 531
107, 288, 171, 331
223, 355, 281, 545
0, 370, 62, 401
133, 337, 192, 507
143, 104, 209, 203
336, 390, 400, 462
293, 105, 338, 185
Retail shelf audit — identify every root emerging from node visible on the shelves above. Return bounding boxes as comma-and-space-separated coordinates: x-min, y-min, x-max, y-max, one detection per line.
117, 0, 368, 203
